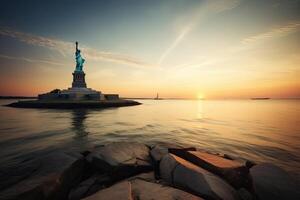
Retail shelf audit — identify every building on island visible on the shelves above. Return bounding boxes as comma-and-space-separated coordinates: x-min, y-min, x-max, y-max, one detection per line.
38, 42, 119, 101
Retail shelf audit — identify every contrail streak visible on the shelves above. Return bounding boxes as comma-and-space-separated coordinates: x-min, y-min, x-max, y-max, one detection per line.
158, 0, 240, 65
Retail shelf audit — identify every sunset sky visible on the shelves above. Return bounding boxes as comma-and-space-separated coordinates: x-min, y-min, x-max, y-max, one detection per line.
0, 0, 299, 99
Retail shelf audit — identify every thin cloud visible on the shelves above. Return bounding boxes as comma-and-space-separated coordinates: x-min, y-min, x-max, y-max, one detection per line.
174, 20, 300, 71
0, 54, 66, 66
158, 0, 240, 65
0, 27, 153, 68
242, 22, 300, 45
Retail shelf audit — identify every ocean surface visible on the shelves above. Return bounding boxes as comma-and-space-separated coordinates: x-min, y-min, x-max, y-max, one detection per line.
0, 99, 299, 180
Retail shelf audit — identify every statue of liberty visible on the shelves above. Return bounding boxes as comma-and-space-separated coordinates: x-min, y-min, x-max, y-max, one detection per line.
75, 41, 85, 71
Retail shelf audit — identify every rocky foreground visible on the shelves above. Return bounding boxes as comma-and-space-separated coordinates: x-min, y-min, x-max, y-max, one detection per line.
0, 142, 299, 200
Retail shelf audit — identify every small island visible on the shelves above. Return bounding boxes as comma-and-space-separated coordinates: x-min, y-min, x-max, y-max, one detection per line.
7, 42, 140, 109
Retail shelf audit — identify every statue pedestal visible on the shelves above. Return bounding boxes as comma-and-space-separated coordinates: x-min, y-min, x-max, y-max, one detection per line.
72, 71, 87, 88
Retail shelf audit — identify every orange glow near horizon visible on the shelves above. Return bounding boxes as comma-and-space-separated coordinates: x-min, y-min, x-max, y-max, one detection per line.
0, 56, 299, 99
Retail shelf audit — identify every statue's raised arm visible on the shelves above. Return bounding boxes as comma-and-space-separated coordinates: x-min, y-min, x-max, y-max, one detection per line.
75, 41, 85, 72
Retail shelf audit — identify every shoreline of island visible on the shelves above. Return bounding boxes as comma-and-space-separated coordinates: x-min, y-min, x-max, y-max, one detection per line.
2, 96, 300, 100
5, 99, 141, 109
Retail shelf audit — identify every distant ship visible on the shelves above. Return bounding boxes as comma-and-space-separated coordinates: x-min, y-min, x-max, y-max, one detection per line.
251, 97, 270, 100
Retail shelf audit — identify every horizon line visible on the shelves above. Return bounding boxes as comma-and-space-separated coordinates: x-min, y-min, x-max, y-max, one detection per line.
1, 95, 300, 100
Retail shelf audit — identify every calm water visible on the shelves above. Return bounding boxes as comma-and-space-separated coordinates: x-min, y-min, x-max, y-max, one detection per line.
0, 99, 300, 180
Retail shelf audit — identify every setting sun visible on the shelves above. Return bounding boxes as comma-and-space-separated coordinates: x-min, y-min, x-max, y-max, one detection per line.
197, 93, 205, 100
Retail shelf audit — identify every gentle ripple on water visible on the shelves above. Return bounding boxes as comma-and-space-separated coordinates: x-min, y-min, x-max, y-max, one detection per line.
0, 99, 299, 181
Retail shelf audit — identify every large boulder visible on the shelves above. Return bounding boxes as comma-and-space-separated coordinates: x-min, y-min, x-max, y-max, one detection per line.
169, 149, 249, 188
150, 145, 169, 163
150, 145, 196, 179
150, 145, 169, 179
151, 145, 196, 164
86, 142, 152, 176
0, 152, 86, 200
83, 178, 204, 200
250, 163, 300, 200
238, 188, 254, 200
82, 181, 130, 200
130, 179, 204, 200
160, 154, 240, 200
68, 173, 111, 200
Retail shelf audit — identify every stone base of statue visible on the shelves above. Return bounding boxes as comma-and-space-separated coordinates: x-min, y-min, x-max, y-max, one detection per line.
60, 87, 101, 101
37, 70, 102, 101
72, 71, 87, 88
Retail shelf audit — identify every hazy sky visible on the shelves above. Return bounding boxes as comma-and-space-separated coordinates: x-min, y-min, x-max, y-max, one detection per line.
0, 0, 299, 98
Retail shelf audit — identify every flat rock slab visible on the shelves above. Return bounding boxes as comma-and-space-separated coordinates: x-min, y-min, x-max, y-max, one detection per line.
6, 99, 141, 109
169, 149, 249, 188
83, 179, 204, 200
69, 172, 156, 200
0, 152, 86, 200
86, 142, 152, 179
83, 181, 131, 200
250, 163, 300, 200
127, 172, 156, 182
160, 153, 240, 200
